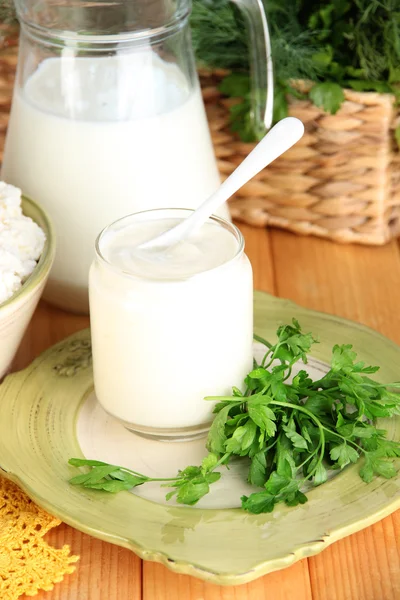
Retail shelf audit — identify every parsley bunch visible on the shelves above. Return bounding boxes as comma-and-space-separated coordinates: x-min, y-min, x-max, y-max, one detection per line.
69, 319, 400, 514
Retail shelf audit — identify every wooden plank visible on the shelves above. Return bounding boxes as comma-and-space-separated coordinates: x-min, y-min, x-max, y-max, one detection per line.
142, 224, 313, 600
308, 512, 400, 600
143, 561, 312, 600
31, 524, 142, 600
270, 231, 400, 342
239, 222, 275, 295
270, 229, 400, 600
13, 302, 142, 600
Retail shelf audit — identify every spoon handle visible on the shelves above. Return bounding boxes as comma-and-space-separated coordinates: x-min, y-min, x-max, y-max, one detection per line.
188, 116, 304, 232
141, 117, 304, 250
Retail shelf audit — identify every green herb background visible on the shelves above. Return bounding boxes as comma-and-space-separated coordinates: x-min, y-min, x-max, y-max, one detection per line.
1, 0, 399, 140
192, 0, 400, 140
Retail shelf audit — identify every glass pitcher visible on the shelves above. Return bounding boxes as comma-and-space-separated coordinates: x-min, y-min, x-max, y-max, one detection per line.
2, 0, 272, 314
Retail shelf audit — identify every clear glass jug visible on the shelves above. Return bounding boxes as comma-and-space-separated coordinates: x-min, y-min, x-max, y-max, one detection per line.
2, 0, 272, 314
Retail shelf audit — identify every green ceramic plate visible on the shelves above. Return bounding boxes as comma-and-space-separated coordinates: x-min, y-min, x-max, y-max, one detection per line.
0, 291, 399, 586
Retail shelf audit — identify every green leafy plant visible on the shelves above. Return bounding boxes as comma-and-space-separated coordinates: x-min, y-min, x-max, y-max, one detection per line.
69, 319, 400, 514
191, 0, 400, 140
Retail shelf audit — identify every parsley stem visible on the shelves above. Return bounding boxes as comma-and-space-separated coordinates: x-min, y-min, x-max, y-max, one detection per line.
112, 466, 179, 483
296, 450, 317, 471
360, 382, 400, 389
299, 443, 324, 483
283, 367, 292, 382
148, 477, 181, 482
263, 352, 278, 370
269, 400, 324, 432
212, 452, 231, 470
116, 467, 152, 478
204, 396, 243, 402
264, 439, 278, 453
310, 384, 340, 394
261, 339, 285, 369
253, 333, 273, 350
319, 425, 366, 454
315, 417, 368, 454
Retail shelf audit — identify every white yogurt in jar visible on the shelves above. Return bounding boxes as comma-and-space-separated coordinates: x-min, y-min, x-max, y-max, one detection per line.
89, 209, 253, 439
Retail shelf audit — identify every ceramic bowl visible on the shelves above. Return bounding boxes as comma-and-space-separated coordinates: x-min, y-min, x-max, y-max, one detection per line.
0, 195, 55, 378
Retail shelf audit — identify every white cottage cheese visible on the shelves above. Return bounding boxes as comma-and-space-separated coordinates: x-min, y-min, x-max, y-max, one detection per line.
0, 182, 46, 304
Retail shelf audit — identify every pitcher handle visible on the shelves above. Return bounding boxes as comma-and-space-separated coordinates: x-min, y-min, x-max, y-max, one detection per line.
231, 0, 273, 135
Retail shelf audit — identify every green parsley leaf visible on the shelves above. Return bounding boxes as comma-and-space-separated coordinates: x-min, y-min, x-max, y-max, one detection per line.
207, 404, 232, 454
206, 472, 222, 484
360, 454, 397, 483
68, 458, 110, 468
330, 443, 359, 468
69, 465, 125, 486
331, 344, 357, 372
175, 479, 211, 505
276, 435, 296, 479
283, 425, 309, 450
309, 82, 345, 114
87, 479, 139, 493
225, 421, 257, 454
374, 440, 400, 458
241, 491, 276, 514
248, 450, 267, 487
248, 403, 277, 438
219, 73, 250, 98
232, 386, 244, 397
264, 471, 295, 495
314, 462, 328, 486
201, 453, 219, 473
284, 490, 308, 507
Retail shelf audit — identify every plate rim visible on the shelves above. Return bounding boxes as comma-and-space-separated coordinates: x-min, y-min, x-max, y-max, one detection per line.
2, 462, 399, 586
1, 290, 400, 586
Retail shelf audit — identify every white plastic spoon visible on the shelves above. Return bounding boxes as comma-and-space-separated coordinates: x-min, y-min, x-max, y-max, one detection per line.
139, 116, 304, 253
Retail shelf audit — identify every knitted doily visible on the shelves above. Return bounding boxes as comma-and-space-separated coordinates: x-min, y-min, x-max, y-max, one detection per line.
0, 475, 79, 599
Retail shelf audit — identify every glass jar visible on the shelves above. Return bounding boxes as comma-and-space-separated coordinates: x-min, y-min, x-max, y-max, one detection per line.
2, 0, 271, 315
89, 208, 253, 440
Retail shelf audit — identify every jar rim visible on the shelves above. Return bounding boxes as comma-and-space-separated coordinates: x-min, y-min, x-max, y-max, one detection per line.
95, 208, 245, 282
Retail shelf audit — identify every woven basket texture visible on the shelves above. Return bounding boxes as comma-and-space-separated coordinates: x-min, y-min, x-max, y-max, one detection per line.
0, 40, 399, 245
201, 70, 400, 245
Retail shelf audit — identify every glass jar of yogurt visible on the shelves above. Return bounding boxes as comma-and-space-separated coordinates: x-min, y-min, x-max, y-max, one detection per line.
89, 209, 253, 440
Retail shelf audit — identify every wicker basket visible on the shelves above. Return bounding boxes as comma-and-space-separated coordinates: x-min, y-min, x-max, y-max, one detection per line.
201, 70, 400, 245
0, 43, 399, 245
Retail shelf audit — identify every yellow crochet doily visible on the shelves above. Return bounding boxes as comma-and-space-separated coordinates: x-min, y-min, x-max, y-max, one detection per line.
0, 475, 79, 599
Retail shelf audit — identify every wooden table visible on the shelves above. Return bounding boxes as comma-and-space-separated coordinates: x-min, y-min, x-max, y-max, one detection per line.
13, 224, 400, 600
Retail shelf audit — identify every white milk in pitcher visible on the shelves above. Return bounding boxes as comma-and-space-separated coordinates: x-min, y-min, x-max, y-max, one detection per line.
2, 53, 225, 313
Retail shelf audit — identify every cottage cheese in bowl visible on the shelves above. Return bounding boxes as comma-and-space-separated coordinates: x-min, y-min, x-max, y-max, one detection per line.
0, 182, 46, 305
0, 182, 52, 380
